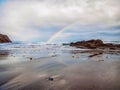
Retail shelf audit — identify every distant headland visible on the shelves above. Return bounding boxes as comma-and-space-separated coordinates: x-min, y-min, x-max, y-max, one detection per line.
0, 34, 11, 43
70, 39, 120, 50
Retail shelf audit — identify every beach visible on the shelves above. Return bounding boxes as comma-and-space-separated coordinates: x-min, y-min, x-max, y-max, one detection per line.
0, 0, 120, 89
0, 43, 120, 90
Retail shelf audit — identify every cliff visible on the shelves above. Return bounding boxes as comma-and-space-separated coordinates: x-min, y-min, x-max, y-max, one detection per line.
0, 34, 11, 43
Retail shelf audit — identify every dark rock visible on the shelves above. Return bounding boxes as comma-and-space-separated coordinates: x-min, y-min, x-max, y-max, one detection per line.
72, 56, 75, 58
48, 77, 54, 81
70, 39, 120, 50
98, 60, 104, 62
51, 55, 57, 57
30, 57, 32, 60
88, 52, 103, 57
0, 34, 11, 43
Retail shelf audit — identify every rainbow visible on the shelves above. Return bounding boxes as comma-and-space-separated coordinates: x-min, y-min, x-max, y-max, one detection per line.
47, 22, 79, 43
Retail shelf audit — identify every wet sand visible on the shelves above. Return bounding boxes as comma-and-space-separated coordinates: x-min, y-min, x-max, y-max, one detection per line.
0, 45, 120, 90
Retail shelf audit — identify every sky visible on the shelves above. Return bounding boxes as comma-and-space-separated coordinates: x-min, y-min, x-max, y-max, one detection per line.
0, 0, 120, 43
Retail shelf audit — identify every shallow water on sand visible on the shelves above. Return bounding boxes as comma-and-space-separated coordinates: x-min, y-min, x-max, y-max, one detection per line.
0, 43, 120, 90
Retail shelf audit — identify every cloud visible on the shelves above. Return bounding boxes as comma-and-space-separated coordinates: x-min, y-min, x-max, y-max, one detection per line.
0, 0, 120, 41
51, 24, 120, 42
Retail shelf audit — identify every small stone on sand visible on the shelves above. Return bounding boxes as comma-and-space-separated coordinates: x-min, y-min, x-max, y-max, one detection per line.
98, 60, 104, 62
48, 77, 54, 81
30, 57, 32, 60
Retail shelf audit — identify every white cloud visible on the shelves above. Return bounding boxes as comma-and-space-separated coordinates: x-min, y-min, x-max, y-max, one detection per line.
0, 0, 120, 41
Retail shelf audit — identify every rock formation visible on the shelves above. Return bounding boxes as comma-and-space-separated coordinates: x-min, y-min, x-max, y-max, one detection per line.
70, 39, 120, 50
0, 34, 11, 43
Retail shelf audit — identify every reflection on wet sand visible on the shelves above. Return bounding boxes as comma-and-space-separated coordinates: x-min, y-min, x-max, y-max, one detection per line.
61, 61, 120, 90
0, 46, 120, 90
0, 50, 10, 57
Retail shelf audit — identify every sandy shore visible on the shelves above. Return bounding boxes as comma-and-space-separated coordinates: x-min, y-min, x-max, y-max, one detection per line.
0, 44, 120, 90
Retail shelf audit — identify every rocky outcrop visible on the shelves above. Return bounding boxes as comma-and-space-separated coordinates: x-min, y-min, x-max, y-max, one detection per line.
70, 39, 120, 50
0, 34, 11, 43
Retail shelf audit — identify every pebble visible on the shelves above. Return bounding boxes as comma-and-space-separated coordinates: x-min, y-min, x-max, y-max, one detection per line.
98, 60, 104, 62
30, 57, 32, 60
48, 77, 54, 81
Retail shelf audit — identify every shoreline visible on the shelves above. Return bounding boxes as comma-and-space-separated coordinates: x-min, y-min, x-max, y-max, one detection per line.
0, 43, 120, 90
